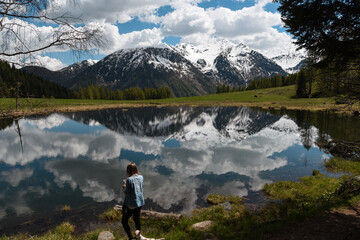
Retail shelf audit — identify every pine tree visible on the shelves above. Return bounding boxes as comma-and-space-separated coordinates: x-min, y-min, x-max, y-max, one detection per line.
296, 70, 307, 98
115, 90, 124, 100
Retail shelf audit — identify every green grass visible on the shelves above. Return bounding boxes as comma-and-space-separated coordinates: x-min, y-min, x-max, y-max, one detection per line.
263, 174, 344, 207
325, 157, 360, 175
55, 222, 75, 235
2, 85, 357, 117
61, 205, 71, 212
3, 176, 360, 240
146, 85, 313, 105
146, 85, 339, 107
100, 208, 122, 221
1, 159, 359, 240
206, 194, 243, 205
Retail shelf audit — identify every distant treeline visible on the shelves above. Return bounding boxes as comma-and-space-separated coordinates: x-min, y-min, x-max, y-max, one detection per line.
217, 61, 360, 99
0, 61, 76, 99
77, 85, 173, 100
217, 73, 297, 93
0, 61, 173, 100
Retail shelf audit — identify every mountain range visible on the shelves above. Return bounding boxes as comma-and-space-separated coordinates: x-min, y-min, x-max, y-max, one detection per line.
62, 106, 282, 140
23, 41, 305, 97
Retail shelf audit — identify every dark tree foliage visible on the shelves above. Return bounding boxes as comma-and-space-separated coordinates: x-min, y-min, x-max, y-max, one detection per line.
216, 84, 231, 93
246, 74, 296, 91
0, 61, 76, 99
274, 0, 360, 68
296, 70, 308, 98
0, 62, 174, 101
77, 85, 173, 100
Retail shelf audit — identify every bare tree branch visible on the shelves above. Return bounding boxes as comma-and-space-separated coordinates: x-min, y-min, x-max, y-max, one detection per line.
0, 0, 104, 65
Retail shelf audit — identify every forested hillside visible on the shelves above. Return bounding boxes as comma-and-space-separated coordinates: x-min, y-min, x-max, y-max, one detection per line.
0, 61, 76, 99
0, 61, 174, 101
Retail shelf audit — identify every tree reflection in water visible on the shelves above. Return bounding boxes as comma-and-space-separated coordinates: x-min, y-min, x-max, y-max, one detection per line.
0, 106, 358, 233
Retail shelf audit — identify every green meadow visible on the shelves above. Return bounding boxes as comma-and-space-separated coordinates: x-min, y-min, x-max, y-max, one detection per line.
1, 85, 358, 117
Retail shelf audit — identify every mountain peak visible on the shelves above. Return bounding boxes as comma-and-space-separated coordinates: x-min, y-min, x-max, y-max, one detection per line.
171, 41, 286, 85
23, 41, 299, 96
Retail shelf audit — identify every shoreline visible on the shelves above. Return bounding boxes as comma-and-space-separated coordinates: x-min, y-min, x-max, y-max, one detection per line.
1, 91, 359, 239
1, 100, 359, 118
1, 86, 359, 118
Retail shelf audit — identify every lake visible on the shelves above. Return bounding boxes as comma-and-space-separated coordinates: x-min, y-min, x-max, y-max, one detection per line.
0, 106, 358, 234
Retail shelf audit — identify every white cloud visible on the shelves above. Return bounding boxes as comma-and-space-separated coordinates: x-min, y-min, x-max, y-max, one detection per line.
0, 168, 34, 187
0, 114, 163, 166
0, 17, 103, 66
0, 0, 296, 64
208, 6, 282, 37
96, 22, 164, 54
47, 0, 171, 24
234, 28, 295, 51
0, 108, 323, 213
179, 33, 216, 46
153, 0, 292, 52
0, 186, 47, 220
28, 114, 67, 130
30, 56, 67, 71
161, 5, 214, 37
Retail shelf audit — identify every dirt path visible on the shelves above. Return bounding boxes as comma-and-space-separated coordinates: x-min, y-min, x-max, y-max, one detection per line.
263, 202, 360, 240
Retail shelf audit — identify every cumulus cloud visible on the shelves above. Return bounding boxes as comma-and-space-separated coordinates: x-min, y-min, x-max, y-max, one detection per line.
87, 21, 164, 54
0, 168, 34, 187
0, 186, 48, 220
210, 181, 248, 197
47, 0, 170, 24
235, 28, 295, 51
0, 108, 319, 213
161, 4, 214, 36
0, 114, 163, 166
154, 0, 293, 51
0, 0, 297, 64
28, 114, 67, 130
0, 17, 103, 66
45, 158, 124, 202
29, 56, 67, 70
209, 6, 281, 37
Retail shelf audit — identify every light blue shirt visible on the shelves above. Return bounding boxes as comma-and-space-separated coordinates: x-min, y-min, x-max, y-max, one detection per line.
123, 174, 145, 209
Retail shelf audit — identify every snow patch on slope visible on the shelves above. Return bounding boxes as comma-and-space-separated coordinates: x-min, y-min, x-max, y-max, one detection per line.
270, 116, 298, 133
172, 40, 237, 73
260, 48, 306, 73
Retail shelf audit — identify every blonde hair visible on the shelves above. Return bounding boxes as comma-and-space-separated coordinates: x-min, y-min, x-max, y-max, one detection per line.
126, 162, 139, 177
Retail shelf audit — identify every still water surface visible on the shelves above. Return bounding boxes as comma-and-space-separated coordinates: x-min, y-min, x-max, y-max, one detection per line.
0, 106, 358, 233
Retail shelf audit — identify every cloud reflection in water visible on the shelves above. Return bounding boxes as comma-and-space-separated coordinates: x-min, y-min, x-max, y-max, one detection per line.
0, 107, 327, 219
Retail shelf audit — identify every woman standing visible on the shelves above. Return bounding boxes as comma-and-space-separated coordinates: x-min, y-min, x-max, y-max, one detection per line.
122, 162, 145, 240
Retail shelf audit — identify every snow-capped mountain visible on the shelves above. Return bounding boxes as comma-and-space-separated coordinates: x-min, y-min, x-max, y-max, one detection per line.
22, 40, 300, 96
270, 53, 306, 74
171, 40, 233, 73
59, 59, 97, 75
260, 48, 306, 74
72, 47, 216, 97
64, 106, 282, 143
172, 41, 287, 86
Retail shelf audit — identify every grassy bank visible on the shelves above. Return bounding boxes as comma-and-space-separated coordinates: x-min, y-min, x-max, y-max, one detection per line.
1, 85, 359, 117
2, 156, 359, 240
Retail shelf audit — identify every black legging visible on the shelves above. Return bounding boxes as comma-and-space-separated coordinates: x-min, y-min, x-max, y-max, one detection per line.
122, 205, 141, 240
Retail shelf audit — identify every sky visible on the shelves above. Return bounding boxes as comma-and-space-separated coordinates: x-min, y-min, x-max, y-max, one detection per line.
1, 0, 298, 71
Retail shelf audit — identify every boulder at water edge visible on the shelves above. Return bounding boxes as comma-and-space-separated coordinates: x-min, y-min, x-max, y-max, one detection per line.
98, 231, 115, 240
191, 220, 214, 231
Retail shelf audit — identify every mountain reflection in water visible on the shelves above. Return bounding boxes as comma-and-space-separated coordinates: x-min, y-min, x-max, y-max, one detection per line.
1, 106, 358, 233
